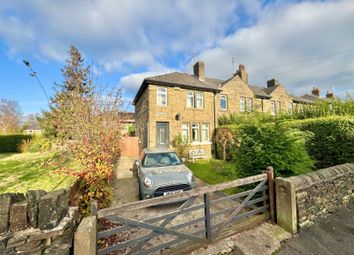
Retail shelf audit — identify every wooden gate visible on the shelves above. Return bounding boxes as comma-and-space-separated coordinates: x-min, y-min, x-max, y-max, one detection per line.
96, 167, 275, 255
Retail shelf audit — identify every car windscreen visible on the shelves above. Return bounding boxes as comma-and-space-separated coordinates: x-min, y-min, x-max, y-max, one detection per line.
143, 152, 181, 167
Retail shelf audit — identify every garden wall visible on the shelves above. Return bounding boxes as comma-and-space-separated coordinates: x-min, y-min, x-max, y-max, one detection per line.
276, 163, 354, 234
0, 185, 81, 255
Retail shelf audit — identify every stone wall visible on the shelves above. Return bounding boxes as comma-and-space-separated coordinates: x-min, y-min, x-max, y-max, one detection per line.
0, 186, 80, 255
276, 163, 354, 233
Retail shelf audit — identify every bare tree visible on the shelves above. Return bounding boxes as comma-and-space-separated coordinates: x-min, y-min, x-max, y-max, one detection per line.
0, 99, 22, 134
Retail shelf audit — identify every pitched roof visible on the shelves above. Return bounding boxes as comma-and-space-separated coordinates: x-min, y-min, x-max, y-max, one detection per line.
133, 72, 223, 104
249, 85, 272, 99
145, 72, 222, 90
292, 95, 315, 104
262, 85, 279, 95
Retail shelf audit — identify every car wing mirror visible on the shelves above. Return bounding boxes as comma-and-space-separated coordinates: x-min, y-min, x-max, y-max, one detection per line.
134, 160, 140, 167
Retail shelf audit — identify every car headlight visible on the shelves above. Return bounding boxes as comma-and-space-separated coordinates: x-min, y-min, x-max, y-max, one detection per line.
143, 177, 153, 188
187, 172, 194, 182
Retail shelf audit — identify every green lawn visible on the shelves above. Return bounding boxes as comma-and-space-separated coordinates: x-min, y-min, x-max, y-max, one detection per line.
186, 159, 239, 184
0, 152, 77, 193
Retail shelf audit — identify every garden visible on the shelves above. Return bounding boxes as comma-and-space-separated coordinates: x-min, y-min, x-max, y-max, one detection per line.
186, 99, 354, 185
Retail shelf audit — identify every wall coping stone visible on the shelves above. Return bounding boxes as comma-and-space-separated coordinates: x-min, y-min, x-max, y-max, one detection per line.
287, 163, 354, 191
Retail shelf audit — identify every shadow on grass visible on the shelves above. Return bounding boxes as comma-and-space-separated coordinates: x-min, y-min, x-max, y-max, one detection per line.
0, 152, 75, 193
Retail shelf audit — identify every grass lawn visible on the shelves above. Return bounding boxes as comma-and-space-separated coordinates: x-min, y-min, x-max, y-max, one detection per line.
186, 159, 239, 184
0, 152, 77, 193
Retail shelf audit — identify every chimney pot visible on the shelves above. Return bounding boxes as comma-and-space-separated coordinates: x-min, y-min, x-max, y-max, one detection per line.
326, 91, 334, 99
311, 86, 320, 97
193, 61, 205, 81
267, 79, 279, 88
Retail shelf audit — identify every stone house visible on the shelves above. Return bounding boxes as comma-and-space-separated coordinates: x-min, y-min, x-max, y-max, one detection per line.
133, 61, 315, 157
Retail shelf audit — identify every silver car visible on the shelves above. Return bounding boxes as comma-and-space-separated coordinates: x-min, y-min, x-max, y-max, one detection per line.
135, 148, 196, 200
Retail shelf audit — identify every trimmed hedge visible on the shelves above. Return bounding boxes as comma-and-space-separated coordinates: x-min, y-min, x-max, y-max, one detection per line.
0, 134, 32, 153
286, 116, 354, 168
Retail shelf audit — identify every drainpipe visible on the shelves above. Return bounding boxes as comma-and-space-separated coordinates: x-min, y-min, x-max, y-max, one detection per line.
213, 92, 217, 157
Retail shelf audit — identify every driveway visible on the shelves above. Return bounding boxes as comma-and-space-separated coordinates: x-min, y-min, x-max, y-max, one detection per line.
278, 200, 354, 255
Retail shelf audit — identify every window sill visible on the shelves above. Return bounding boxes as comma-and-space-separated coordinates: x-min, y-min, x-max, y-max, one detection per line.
191, 141, 212, 145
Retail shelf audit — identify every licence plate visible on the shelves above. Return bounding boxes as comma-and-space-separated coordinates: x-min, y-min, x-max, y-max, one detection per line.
163, 190, 183, 196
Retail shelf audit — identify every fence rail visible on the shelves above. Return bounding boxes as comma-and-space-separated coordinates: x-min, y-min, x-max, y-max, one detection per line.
96, 167, 275, 255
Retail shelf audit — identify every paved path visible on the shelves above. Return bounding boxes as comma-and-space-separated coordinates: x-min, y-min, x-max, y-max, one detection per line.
111, 157, 139, 206
279, 200, 354, 255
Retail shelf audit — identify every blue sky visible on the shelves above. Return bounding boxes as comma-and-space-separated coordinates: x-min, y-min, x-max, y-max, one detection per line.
0, 0, 353, 115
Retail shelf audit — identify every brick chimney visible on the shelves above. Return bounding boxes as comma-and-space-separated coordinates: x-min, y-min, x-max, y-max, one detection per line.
326, 91, 334, 99
311, 86, 320, 97
193, 61, 205, 81
267, 79, 279, 88
236, 64, 248, 84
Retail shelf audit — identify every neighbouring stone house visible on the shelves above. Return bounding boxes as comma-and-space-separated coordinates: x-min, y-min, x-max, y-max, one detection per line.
133, 61, 319, 157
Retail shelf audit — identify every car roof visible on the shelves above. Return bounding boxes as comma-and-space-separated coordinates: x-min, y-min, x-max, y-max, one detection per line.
143, 148, 176, 154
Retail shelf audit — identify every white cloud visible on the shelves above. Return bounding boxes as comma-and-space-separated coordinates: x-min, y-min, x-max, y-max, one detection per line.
119, 67, 175, 96
194, 0, 354, 97
0, 0, 240, 72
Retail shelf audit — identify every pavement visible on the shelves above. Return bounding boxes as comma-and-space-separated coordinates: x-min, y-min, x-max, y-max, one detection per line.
278, 200, 354, 255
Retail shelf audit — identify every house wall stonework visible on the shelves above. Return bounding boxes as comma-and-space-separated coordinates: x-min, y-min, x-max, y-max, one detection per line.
135, 88, 149, 152
263, 85, 294, 114
216, 75, 255, 119
146, 84, 214, 157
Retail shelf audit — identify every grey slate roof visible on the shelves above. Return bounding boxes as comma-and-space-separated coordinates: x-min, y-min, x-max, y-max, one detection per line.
145, 72, 223, 90
249, 85, 272, 98
292, 95, 315, 104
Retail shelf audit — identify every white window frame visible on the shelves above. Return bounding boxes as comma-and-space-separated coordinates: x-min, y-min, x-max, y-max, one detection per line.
288, 103, 293, 114
195, 92, 204, 109
271, 100, 275, 115
181, 123, 190, 142
275, 101, 281, 114
157, 87, 167, 106
191, 123, 200, 142
201, 123, 209, 142
240, 96, 246, 112
186, 91, 194, 108
247, 97, 253, 112
220, 95, 227, 110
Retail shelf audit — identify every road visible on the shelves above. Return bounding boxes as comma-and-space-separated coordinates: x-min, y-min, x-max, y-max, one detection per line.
279, 200, 354, 255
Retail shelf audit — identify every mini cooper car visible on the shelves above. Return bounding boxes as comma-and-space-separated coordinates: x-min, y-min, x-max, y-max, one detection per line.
135, 148, 196, 199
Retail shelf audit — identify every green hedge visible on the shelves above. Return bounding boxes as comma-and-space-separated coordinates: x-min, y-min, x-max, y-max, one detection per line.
286, 116, 354, 168
0, 134, 32, 153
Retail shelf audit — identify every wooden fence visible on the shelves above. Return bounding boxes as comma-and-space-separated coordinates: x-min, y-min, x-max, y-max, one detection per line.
95, 167, 275, 255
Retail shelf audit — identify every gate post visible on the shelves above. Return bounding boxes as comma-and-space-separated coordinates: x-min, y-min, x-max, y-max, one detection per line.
204, 193, 212, 240
265, 166, 276, 224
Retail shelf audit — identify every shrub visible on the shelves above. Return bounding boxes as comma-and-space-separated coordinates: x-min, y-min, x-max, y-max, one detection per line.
230, 122, 314, 177
0, 134, 32, 153
171, 134, 190, 160
287, 116, 354, 168
19, 134, 52, 153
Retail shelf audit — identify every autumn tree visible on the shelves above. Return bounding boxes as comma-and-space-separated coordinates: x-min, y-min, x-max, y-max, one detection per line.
40, 46, 124, 214
216, 128, 235, 161
0, 99, 21, 134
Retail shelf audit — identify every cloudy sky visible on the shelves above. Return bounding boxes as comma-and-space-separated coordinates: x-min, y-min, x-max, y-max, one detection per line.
0, 0, 353, 114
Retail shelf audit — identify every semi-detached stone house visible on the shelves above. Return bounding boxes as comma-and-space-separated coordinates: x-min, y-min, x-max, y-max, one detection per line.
133, 61, 315, 157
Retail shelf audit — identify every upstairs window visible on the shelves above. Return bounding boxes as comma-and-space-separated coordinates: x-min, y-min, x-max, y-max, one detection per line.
240, 96, 246, 112
247, 97, 253, 112
157, 87, 167, 106
196, 92, 204, 108
186, 91, 194, 108
220, 95, 227, 110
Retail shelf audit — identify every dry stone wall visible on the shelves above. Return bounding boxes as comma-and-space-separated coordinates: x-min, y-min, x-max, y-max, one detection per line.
0, 187, 80, 255
277, 163, 354, 233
